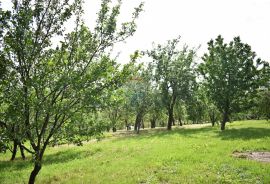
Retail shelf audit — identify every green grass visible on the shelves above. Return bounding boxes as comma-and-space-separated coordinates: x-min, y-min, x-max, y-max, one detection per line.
1, 120, 270, 184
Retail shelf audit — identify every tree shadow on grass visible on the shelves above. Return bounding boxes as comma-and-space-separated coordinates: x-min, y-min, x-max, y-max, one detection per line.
113, 125, 270, 142
0, 147, 101, 172
112, 126, 216, 142
217, 127, 270, 140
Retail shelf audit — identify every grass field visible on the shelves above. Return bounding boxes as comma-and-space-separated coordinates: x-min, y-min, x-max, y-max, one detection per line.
0, 120, 270, 184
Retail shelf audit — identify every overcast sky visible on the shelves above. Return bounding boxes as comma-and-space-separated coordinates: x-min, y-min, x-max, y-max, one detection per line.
86, 0, 270, 63
2, 0, 270, 63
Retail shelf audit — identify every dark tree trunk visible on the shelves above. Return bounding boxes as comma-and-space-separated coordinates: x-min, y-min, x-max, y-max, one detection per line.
28, 162, 42, 184
112, 127, 117, 132
150, 118, 156, 128
125, 119, 128, 130
10, 141, 18, 161
167, 107, 174, 130
19, 143, 26, 160
221, 111, 229, 131
135, 113, 142, 134
209, 111, 216, 126
179, 118, 183, 126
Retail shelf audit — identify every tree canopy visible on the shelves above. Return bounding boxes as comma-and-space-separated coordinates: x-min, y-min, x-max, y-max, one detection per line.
199, 35, 267, 130
145, 37, 197, 130
0, 0, 143, 183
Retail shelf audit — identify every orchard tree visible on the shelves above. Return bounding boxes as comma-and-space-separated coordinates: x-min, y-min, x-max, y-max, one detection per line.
0, 0, 143, 183
199, 35, 266, 130
207, 103, 220, 126
186, 96, 206, 124
148, 88, 165, 128
146, 37, 197, 130
174, 100, 187, 126
258, 90, 270, 120
105, 89, 125, 132
121, 87, 134, 130
126, 69, 152, 133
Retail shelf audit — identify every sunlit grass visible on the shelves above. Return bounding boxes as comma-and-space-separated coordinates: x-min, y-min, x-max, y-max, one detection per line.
0, 120, 270, 183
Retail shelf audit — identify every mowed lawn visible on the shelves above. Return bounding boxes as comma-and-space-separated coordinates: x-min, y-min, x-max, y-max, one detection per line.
0, 120, 270, 184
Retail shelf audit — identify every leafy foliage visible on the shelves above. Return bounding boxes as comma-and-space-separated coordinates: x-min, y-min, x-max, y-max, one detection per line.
199, 35, 266, 130
0, 0, 143, 183
145, 37, 197, 130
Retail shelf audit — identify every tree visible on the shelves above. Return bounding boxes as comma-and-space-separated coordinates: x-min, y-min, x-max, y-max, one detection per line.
105, 89, 125, 132
126, 69, 152, 133
199, 35, 266, 130
174, 100, 187, 126
186, 96, 206, 124
257, 62, 270, 120
146, 37, 197, 130
148, 88, 165, 128
207, 103, 220, 126
0, 0, 143, 183
258, 90, 270, 120
0, 119, 26, 160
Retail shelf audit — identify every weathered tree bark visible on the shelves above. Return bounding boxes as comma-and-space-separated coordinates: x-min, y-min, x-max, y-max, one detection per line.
28, 162, 42, 184
19, 143, 26, 160
167, 95, 176, 130
10, 140, 26, 160
10, 141, 18, 161
221, 111, 229, 131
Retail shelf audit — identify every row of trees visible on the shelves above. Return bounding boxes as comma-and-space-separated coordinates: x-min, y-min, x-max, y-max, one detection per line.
0, 0, 269, 184
101, 36, 269, 133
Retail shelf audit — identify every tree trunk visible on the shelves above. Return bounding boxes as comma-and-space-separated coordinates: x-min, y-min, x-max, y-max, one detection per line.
221, 111, 229, 131
112, 127, 117, 132
125, 119, 128, 130
135, 113, 142, 134
167, 107, 174, 130
209, 111, 215, 126
19, 143, 26, 160
178, 118, 183, 126
28, 162, 42, 184
10, 141, 18, 161
150, 118, 156, 128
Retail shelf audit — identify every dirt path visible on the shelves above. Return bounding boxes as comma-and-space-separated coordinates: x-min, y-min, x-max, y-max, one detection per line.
233, 151, 270, 163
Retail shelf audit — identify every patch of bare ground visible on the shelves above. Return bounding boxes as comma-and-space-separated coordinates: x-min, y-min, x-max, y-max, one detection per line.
233, 151, 270, 163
